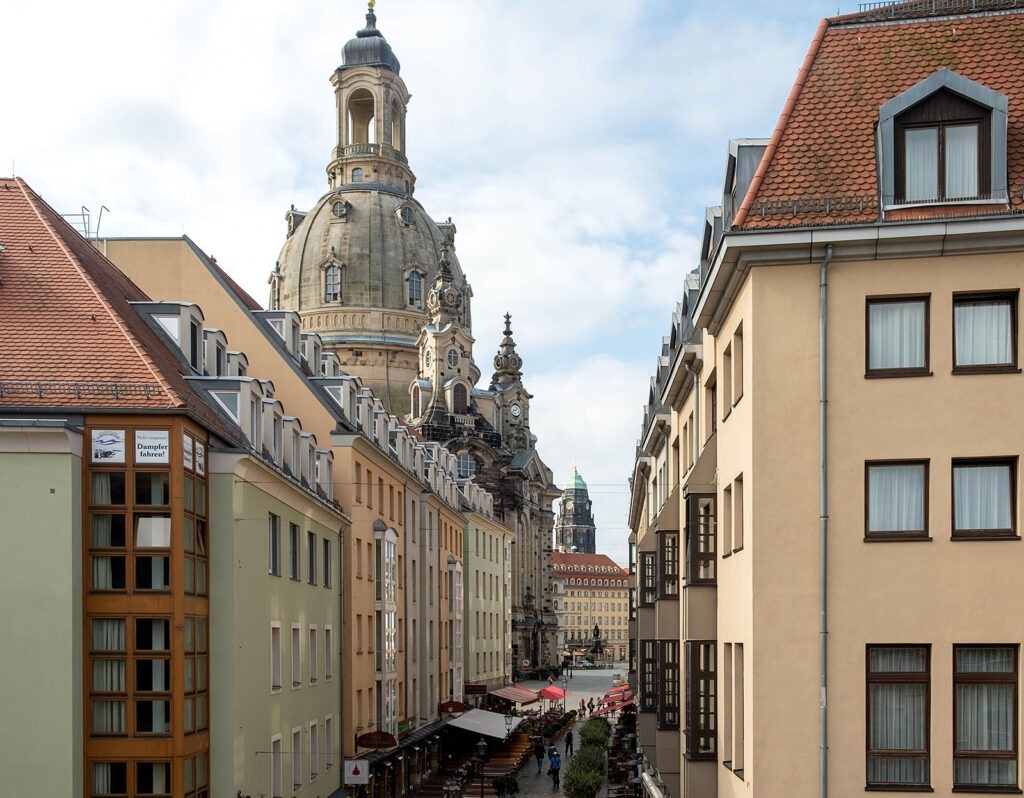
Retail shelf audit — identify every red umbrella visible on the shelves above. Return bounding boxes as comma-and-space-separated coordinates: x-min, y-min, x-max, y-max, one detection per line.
604, 685, 629, 699
539, 685, 565, 700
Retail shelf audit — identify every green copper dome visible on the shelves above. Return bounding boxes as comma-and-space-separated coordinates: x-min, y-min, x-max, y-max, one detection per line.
565, 466, 587, 492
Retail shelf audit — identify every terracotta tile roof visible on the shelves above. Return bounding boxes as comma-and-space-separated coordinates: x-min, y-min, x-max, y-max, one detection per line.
552, 551, 627, 575
0, 178, 238, 438
735, 2, 1024, 229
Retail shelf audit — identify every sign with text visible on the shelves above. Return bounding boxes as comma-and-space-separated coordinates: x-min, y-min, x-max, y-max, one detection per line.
135, 430, 170, 464
195, 441, 206, 475
183, 433, 194, 470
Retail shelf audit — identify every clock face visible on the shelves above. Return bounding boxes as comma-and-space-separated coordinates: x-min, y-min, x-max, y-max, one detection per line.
510, 403, 522, 418
565, 500, 574, 511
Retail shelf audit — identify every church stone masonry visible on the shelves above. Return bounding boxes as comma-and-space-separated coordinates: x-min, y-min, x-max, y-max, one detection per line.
554, 466, 597, 554
272, 4, 560, 673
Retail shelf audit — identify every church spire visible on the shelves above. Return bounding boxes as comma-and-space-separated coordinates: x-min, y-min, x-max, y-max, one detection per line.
491, 313, 524, 388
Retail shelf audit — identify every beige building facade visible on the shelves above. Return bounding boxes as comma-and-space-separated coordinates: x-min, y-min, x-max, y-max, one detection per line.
629, 3, 1024, 797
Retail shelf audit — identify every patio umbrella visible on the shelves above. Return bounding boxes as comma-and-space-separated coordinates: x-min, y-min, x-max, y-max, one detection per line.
539, 685, 565, 700
604, 685, 629, 699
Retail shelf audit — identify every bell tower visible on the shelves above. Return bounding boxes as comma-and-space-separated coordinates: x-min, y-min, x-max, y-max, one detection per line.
491, 314, 532, 449
327, 1, 416, 195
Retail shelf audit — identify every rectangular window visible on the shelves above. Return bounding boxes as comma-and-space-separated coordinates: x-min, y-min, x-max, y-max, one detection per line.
723, 643, 732, 766
355, 463, 362, 503
733, 475, 744, 552
658, 640, 680, 729
733, 324, 744, 405
310, 721, 319, 780
291, 625, 301, 687
954, 292, 1017, 372
289, 524, 300, 580
686, 494, 716, 584
657, 531, 679, 599
271, 736, 283, 798
722, 484, 732, 557
685, 640, 717, 759
92, 762, 127, 796
270, 624, 281, 691
639, 552, 656, 607
867, 645, 930, 788
866, 461, 929, 539
325, 627, 334, 680
323, 538, 332, 588
953, 458, 1016, 538
268, 514, 281, 575
733, 643, 745, 776
640, 640, 657, 711
309, 627, 318, 683
307, 531, 317, 585
867, 297, 930, 376
954, 645, 1018, 789
325, 715, 334, 770
292, 727, 302, 790
722, 344, 733, 411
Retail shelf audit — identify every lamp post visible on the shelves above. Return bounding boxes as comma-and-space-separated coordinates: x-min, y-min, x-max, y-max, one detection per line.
475, 737, 488, 798
561, 676, 568, 713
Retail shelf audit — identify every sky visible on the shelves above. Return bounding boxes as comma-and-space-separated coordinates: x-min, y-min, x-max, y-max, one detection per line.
0, 0, 849, 566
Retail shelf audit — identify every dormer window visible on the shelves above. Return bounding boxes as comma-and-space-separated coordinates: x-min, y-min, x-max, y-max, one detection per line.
189, 320, 202, 371
879, 69, 1008, 209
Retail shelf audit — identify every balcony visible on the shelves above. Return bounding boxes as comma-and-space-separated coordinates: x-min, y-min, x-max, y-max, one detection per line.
342, 142, 408, 165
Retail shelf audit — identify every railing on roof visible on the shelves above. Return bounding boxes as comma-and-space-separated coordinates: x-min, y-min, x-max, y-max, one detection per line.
341, 143, 409, 165
0, 380, 162, 399
60, 205, 110, 240
857, 0, 1019, 15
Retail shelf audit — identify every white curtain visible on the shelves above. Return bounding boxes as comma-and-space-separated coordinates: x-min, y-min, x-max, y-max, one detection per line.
905, 128, 938, 201
955, 300, 1012, 366
91, 473, 113, 504
954, 465, 1011, 531
870, 301, 926, 370
869, 465, 925, 532
136, 516, 171, 548
92, 660, 125, 692
93, 763, 124, 794
92, 557, 124, 590
92, 619, 125, 650
92, 700, 126, 733
946, 124, 979, 199
136, 556, 169, 590
869, 648, 928, 784
956, 648, 1016, 785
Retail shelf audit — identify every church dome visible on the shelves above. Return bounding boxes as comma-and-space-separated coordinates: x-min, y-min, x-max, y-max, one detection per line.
565, 466, 588, 492
341, 3, 400, 74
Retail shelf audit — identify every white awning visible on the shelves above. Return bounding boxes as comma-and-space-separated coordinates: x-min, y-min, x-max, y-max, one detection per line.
444, 709, 523, 740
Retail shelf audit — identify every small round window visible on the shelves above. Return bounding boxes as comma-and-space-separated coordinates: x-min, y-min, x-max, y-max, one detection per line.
332, 201, 347, 218
447, 349, 459, 367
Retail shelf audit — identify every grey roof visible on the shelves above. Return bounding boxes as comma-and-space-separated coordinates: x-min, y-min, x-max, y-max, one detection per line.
341, 7, 400, 74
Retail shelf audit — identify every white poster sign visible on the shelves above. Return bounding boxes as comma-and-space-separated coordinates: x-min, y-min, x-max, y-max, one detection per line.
195, 441, 206, 476
135, 430, 170, 464
344, 759, 370, 785
91, 430, 126, 463
183, 433, 194, 470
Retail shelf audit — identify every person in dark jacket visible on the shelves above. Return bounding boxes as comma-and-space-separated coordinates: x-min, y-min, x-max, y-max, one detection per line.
533, 737, 545, 773
565, 728, 574, 756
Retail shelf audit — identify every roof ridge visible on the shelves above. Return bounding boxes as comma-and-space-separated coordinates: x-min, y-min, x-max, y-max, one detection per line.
14, 179, 183, 407
732, 18, 829, 229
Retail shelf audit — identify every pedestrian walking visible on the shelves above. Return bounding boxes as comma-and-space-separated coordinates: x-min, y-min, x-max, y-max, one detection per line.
533, 737, 545, 773
579, 698, 586, 715
565, 728, 574, 757
587, 697, 595, 716
549, 748, 561, 790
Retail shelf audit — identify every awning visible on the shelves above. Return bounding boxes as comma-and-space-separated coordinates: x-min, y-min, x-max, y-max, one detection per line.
490, 685, 540, 705
539, 686, 565, 700
445, 709, 524, 740
604, 686, 630, 699
594, 699, 635, 716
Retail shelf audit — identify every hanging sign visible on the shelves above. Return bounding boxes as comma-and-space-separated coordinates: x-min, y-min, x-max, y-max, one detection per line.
91, 430, 126, 463
344, 759, 370, 785
356, 730, 398, 749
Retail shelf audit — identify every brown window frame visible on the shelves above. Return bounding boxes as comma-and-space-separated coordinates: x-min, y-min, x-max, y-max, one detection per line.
639, 639, 657, 712
639, 552, 657, 607
894, 89, 991, 204
866, 644, 931, 790
951, 457, 1018, 540
657, 530, 679, 600
953, 645, 1019, 791
866, 295, 932, 379
864, 460, 930, 541
658, 640, 681, 730
686, 493, 717, 584
685, 640, 716, 760
952, 291, 1019, 375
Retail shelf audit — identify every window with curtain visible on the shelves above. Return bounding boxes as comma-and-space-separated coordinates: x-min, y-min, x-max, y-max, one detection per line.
866, 461, 928, 538
867, 297, 929, 375
92, 762, 127, 796
954, 293, 1017, 371
954, 646, 1018, 788
867, 645, 930, 788
953, 459, 1015, 537
896, 89, 989, 203
136, 762, 170, 797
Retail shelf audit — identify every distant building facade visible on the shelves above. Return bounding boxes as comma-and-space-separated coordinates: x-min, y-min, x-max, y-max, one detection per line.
552, 552, 629, 663
554, 466, 597, 554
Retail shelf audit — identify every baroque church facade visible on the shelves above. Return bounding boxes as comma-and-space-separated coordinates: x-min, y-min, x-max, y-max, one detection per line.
270, 4, 560, 672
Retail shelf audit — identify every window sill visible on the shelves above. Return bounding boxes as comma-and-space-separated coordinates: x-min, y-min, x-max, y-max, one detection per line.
951, 533, 1020, 542
732, 545, 744, 555
953, 366, 1021, 376
866, 785, 934, 792
864, 534, 932, 542
722, 408, 732, 423
732, 393, 744, 408
721, 551, 731, 559
866, 369, 933, 379
951, 787, 1022, 794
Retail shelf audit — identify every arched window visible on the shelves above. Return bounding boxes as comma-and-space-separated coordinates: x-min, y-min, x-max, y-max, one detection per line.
408, 272, 423, 307
411, 385, 420, 417
347, 89, 376, 145
324, 265, 341, 303
352, 168, 364, 183
456, 453, 476, 480
453, 384, 468, 414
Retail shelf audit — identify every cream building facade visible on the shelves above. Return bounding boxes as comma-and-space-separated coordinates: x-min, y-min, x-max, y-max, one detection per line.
552, 551, 630, 664
629, 3, 1024, 798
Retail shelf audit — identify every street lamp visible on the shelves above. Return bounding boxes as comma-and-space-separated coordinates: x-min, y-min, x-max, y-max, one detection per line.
475, 738, 488, 798
504, 713, 515, 740
561, 676, 568, 712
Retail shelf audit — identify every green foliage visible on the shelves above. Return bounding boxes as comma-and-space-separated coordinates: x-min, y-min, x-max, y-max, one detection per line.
491, 772, 520, 797
568, 742, 605, 774
578, 717, 611, 747
562, 767, 604, 798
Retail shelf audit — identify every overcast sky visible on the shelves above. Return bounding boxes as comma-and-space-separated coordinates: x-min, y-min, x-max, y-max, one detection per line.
1, 0, 848, 566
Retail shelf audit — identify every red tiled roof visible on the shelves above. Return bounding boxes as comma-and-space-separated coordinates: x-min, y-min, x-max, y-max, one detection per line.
0, 178, 237, 437
735, 2, 1024, 229
552, 551, 627, 575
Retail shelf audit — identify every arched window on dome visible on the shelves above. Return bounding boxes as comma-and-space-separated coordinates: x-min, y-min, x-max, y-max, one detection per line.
411, 385, 421, 417
456, 453, 476, 480
352, 168, 364, 184
324, 265, 341, 303
408, 272, 423, 308
453, 384, 468, 414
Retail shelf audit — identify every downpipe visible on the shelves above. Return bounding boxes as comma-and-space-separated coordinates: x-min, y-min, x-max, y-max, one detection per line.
819, 243, 833, 798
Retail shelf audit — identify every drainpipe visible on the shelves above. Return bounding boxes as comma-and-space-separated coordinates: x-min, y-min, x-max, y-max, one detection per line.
819, 243, 833, 798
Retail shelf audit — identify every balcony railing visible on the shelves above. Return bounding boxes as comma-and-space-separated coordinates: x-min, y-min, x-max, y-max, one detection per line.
342, 143, 408, 165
